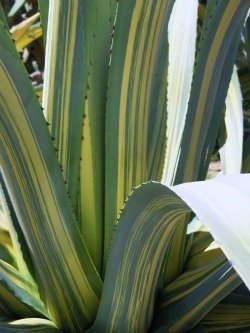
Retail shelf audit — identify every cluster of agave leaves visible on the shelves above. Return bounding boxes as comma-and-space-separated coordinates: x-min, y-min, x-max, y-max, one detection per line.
0, 0, 250, 332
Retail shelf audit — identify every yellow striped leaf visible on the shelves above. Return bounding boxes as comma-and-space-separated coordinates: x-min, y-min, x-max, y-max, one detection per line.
0, 178, 32, 278
105, 0, 175, 268
90, 174, 250, 332
200, 303, 250, 331
79, 0, 117, 273
0, 16, 102, 331
174, 0, 250, 184
0, 260, 48, 319
89, 182, 191, 332
42, 1, 86, 211
152, 226, 240, 332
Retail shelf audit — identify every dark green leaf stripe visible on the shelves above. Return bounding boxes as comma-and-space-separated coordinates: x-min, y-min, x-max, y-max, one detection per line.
88, 182, 191, 333
151, 228, 241, 332
105, 0, 175, 267
79, 0, 116, 273
42, 1, 86, 211
0, 318, 59, 332
174, 0, 250, 184
0, 18, 102, 331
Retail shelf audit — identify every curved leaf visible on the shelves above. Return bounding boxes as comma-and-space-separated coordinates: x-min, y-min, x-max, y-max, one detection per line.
0, 16, 102, 331
174, 0, 250, 184
0, 318, 59, 332
88, 183, 191, 333
172, 174, 250, 291
151, 228, 240, 332
105, 0, 175, 267
0, 260, 48, 319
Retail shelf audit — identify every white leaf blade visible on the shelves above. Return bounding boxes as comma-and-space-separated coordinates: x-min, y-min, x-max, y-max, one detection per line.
219, 66, 243, 174
162, 0, 198, 185
171, 174, 250, 291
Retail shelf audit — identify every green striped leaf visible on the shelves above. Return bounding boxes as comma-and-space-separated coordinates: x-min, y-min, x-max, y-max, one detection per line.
79, 0, 116, 273
104, 0, 175, 267
0, 260, 48, 319
200, 303, 250, 331
0, 318, 59, 332
219, 66, 243, 174
42, 1, 86, 211
88, 182, 191, 333
0, 179, 32, 278
90, 174, 250, 332
0, 174, 35, 278
0, 16, 102, 331
151, 227, 240, 332
174, 0, 250, 184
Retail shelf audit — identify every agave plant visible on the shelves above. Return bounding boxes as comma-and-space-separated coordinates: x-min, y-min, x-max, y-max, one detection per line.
0, 0, 250, 332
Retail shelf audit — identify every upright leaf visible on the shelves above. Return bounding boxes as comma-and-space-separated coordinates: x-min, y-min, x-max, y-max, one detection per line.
219, 66, 243, 174
79, 0, 116, 273
0, 16, 102, 331
174, 0, 250, 184
42, 1, 85, 211
162, 0, 198, 185
105, 0, 175, 266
